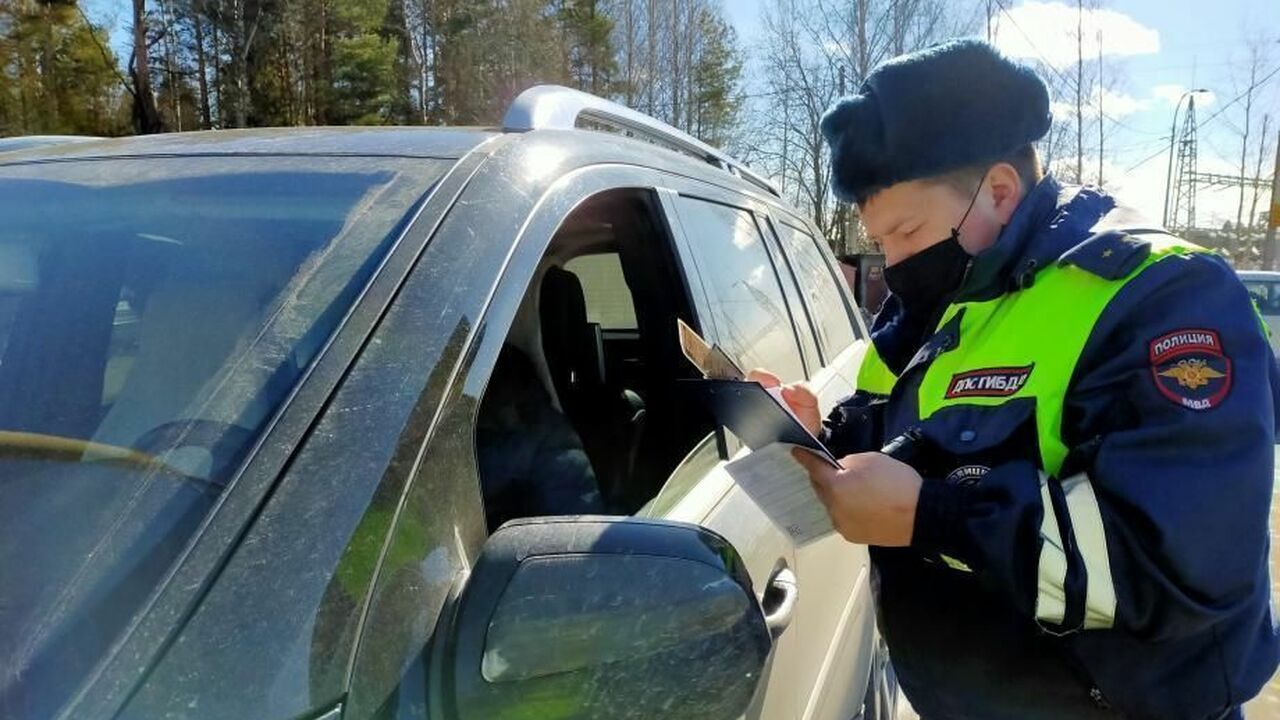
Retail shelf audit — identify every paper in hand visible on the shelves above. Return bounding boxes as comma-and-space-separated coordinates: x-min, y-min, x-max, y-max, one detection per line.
723, 444, 835, 544
678, 319, 743, 380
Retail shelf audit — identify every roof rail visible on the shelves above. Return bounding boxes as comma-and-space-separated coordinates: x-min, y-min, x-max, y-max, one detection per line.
503, 85, 779, 197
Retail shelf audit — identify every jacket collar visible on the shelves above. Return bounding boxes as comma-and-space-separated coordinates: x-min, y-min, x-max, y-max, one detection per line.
953, 174, 1117, 302
869, 175, 1119, 371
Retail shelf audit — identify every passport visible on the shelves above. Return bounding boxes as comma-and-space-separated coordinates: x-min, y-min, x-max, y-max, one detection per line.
676, 319, 841, 543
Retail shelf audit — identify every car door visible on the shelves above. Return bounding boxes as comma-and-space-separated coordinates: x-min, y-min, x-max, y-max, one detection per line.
655, 187, 870, 720
761, 211, 878, 720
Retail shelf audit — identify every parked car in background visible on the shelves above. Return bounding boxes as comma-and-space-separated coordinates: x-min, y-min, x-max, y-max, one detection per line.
1239, 270, 1280, 353
0, 86, 895, 720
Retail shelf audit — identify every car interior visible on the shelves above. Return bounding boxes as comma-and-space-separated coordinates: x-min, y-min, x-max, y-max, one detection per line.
476, 189, 718, 529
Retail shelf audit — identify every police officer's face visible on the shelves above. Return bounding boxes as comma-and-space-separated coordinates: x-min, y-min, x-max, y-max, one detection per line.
860, 162, 1026, 267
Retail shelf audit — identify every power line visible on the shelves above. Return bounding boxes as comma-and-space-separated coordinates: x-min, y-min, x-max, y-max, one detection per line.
1122, 64, 1280, 174
990, 0, 1080, 93
1193, 63, 1280, 132
1123, 143, 1170, 174
988, 0, 1151, 135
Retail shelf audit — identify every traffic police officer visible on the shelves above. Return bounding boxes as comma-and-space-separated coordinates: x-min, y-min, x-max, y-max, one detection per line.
760, 38, 1280, 719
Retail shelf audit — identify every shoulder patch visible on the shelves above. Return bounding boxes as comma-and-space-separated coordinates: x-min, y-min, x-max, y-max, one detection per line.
1149, 329, 1232, 411
1059, 230, 1152, 280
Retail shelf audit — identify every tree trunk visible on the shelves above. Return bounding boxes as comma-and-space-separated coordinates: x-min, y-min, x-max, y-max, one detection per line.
1237, 56, 1259, 243
645, 0, 656, 114
233, 0, 248, 127
158, 0, 182, 130
212, 20, 222, 126
1247, 115, 1272, 234
1075, 0, 1083, 184
193, 4, 213, 128
132, 0, 164, 133
856, 0, 869, 81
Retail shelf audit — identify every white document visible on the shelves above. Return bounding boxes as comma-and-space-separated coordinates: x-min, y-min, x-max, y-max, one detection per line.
723, 443, 835, 544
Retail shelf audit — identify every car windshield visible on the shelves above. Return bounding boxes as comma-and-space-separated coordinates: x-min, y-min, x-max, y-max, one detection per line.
0, 155, 448, 717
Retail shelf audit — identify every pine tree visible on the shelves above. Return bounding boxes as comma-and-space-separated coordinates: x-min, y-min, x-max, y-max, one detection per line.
0, 0, 129, 136
691, 7, 740, 147
557, 0, 614, 94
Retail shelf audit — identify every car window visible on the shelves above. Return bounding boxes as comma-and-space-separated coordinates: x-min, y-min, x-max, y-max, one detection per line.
639, 432, 720, 518
565, 253, 638, 330
0, 156, 448, 719
775, 221, 858, 358
755, 216, 821, 374
675, 197, 806, 383
1243, 280, 1280, 315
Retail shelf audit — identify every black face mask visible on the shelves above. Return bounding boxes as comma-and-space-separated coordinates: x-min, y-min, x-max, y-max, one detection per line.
882, 234, 972, 317
882, 178, 983, 318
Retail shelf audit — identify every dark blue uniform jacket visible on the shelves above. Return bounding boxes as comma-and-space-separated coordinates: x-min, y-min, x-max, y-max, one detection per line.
821, 176, 1280, 719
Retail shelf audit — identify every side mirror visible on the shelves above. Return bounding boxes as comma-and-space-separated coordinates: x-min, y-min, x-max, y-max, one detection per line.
431, 516, 772, 720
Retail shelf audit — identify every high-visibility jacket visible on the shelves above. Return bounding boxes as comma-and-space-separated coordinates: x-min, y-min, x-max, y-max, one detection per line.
821, 176, 1280, 720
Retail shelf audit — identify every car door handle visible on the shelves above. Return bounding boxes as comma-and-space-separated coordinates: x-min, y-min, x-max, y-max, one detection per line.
762, 567, 798, 639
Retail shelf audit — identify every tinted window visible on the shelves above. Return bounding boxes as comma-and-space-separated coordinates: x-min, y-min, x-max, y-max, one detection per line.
566, 253, 638, 329
0, 155, 447, 718
675, 198, 804, 382
775, 221, 857, 357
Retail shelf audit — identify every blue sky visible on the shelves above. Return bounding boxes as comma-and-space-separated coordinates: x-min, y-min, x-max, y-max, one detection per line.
724, 0, 1280, 225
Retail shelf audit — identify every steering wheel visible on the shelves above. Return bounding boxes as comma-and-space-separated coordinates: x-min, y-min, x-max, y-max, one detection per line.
132, 419, 254, 485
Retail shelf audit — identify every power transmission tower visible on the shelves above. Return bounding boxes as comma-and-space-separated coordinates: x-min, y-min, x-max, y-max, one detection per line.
1170, 96, 1199, 234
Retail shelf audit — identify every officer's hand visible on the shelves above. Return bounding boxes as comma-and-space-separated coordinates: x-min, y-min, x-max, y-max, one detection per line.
790, 449, 921, 547
746, 368, 822, 436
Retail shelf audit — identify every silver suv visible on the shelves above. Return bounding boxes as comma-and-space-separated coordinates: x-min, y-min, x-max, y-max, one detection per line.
0, 87, 893, 720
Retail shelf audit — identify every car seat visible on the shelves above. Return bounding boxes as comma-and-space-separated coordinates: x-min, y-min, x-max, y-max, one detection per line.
538, 265, 645, 510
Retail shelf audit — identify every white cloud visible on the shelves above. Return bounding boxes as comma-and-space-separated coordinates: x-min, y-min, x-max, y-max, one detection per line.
1049, 89, 1148, 120
1101, 151, 1246, 228
992, 2, 1160, 68
1150, 84, 1217, 109
1098, 89, 1148, 117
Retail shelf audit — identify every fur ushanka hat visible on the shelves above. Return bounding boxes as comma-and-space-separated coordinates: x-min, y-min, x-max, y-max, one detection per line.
821, 38, 1052, 204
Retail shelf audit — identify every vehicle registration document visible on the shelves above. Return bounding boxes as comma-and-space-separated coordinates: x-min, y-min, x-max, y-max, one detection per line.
677, 320, 839, 543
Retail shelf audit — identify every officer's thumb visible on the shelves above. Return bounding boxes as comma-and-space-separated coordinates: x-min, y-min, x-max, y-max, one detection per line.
790, 447, 830, 478
746, 368, 782, 388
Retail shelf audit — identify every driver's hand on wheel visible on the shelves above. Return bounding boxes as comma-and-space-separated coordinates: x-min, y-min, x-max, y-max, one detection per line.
746, 369, 822, 436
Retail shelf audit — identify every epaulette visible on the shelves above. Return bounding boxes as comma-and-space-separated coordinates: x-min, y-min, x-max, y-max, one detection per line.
1057, 229, 1153, 280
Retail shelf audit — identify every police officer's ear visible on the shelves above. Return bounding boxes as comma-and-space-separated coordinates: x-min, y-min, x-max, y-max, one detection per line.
985, 162, 1025, 226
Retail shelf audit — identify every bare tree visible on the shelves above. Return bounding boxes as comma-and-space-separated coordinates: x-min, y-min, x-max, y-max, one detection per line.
1247, 114, 1273, 233
1232, 32, 1276, 243
131, 0, 164, 133
188, 1, 213, 127
1075, 0, 1083, 183
747, 0, 968, 251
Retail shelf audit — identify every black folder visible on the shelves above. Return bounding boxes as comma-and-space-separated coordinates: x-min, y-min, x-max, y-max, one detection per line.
681, 378, 839, 467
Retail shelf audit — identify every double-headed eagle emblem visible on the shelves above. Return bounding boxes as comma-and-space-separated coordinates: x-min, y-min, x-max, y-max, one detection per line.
1157, 358, 1226, 390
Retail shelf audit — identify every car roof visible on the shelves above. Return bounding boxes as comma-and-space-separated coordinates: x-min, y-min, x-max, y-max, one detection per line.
0, 135, 102, 153
1237, 271, 1280, 280
0, 127, 499, 164
0, 123, 799, 228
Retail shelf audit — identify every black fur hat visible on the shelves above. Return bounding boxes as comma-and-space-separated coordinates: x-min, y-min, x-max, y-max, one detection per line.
821, 38, 1051, 204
